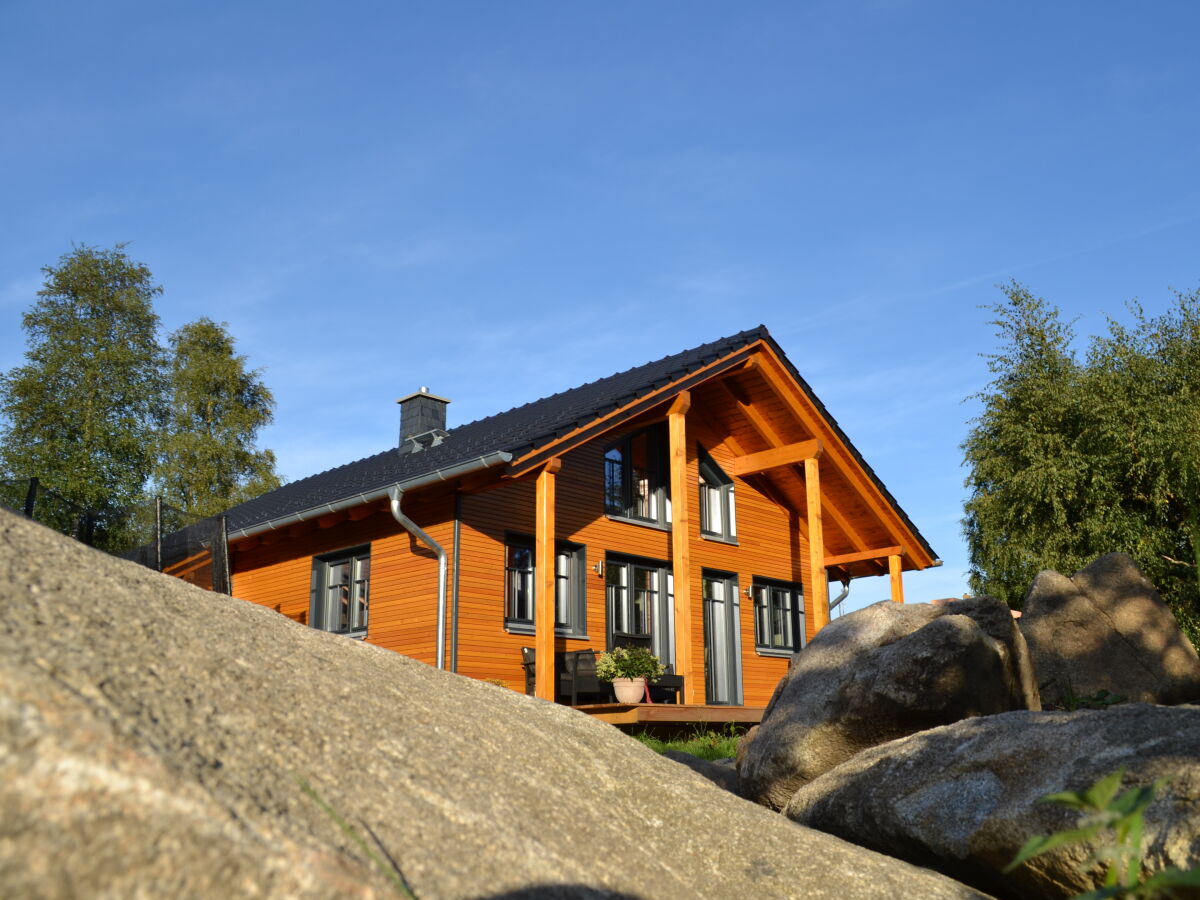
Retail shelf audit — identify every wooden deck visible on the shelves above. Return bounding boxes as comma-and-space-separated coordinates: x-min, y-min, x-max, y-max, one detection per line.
574, 703, 765, 728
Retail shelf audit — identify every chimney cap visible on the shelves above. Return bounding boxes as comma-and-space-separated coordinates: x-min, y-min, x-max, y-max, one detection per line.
396, 387, 452, 405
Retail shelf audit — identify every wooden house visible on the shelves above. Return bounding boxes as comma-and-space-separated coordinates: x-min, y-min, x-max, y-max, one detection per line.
221, 326, 939, 711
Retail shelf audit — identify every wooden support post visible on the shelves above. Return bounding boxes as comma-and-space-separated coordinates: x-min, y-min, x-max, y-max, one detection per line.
889, 554, 905, 604
534, 458, 561, 701
667, 391, 696, 704
805, 456, 830, 632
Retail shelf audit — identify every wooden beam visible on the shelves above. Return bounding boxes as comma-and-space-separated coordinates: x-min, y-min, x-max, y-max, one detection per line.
889, 554, 905, 604
347, 504, 378, 521
752, 352, 928, 566
824, 546, 904, 568
805, 456, 830, 632
534, 458, 561, 701
507, 347, 756, 476
667, 391, 696, 704
716, 376, 870, 553
726, 439, 823, 477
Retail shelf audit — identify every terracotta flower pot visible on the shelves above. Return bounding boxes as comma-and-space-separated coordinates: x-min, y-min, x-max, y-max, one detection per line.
612, 677, 646, 703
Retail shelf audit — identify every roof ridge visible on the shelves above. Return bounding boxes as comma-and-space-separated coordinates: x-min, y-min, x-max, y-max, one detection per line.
445, 325, 767, 434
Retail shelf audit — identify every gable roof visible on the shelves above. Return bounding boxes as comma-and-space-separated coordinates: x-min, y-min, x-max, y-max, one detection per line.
223, 326, 936, 563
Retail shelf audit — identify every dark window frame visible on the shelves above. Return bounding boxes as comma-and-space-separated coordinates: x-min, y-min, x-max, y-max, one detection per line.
701, 568, 743, 705
752, 576, 805, 655
697, 446, 737, 543
604, 553, 674, 666
604, 424, 670, 528
503, 533, 588, 638
310, 545, 371, 639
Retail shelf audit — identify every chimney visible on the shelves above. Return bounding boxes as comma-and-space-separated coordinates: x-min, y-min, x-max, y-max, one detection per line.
397, 386, 451, 452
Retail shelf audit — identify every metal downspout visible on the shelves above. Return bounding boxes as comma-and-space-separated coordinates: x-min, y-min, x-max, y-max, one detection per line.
829, 578, 851, 614
451, 493, 462, 673
389, 485, 449, 670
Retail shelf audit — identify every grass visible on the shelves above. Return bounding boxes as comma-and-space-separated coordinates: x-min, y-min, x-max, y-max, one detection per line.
297, 776, 417, 898
633, 724, 745, 760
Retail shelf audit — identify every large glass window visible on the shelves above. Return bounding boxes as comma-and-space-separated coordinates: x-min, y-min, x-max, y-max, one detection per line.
505, 535, 586, 635
310, 547, 370, 637
604, 425, 669, 525
753, 578, 804, 654
697, 448, 736, 542
605, 555, 673, 665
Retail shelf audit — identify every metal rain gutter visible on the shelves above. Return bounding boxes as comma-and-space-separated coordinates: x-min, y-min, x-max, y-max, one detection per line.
225, 451, 512, 542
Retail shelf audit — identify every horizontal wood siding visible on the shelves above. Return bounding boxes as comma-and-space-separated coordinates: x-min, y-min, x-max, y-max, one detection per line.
455, 402, 808, 706
231, 492, 453, 666
226, 362, 909, 706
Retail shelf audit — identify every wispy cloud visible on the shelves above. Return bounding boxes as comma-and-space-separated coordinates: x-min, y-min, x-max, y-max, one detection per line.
0, 273, 41, 308
656, 266, 760, 299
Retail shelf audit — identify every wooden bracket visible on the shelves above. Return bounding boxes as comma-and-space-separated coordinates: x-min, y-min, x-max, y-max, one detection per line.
727, 439, 823, 476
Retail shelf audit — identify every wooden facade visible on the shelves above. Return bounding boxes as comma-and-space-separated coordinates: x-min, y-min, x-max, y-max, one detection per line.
227, 338, 937, 708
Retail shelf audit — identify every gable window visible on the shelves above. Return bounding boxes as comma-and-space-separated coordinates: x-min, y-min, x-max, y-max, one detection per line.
753, 577, 804, 655
698, 448, 736, 543
604, 424, 670, 526
504, 534, 586, 636
310, 546, 370, 637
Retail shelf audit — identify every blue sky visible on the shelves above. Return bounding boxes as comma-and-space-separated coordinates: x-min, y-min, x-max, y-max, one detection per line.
2, 1, 1198, 611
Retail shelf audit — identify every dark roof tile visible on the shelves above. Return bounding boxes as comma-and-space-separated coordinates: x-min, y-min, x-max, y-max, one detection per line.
221, 326, 936, 563
223, 327, 764, 533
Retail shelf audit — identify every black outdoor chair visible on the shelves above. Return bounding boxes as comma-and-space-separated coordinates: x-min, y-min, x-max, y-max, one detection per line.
520, 646, 609, 705
562, 649, 606, 705
521, 646, 537, 696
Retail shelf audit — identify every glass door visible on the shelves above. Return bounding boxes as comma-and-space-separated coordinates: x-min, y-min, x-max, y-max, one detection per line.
702, 570, 742, 705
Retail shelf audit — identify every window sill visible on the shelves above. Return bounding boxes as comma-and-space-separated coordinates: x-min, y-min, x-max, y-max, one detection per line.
504, 622, 588, 640
700, 532, 739, 546
755, 647, 797, 658
315, 627, 369, 640
605, 513, 671, 532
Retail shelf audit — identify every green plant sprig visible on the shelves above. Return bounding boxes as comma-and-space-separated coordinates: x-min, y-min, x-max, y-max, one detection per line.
1006, 768, 1200, 899
296, 776, 416, 898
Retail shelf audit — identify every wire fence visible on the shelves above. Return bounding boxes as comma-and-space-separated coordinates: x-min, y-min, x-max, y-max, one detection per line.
0, 477, 230, 594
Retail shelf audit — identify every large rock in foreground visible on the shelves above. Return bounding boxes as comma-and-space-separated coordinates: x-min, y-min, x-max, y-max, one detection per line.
0, 510, 988, 899
785, 706, 1200, 900
1021, 553, 1200, 707
738, 597, 1039, 809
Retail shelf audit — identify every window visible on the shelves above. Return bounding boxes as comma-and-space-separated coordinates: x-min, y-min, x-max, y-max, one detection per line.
753, 578, 804, 654
604, 424, 670, 526
504, 534, 586, 636
605, 555, 674, 665
698, 448, 736, 542
310, 547, 370, 637
702, 569, 742, 705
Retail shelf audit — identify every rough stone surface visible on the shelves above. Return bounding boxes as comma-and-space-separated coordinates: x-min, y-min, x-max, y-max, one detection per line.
785, 705, 1200, 900
662, 751, 742, 795
738, 597, 1040, 809
0, 510, 989, 900
1021, 553, 1200, 707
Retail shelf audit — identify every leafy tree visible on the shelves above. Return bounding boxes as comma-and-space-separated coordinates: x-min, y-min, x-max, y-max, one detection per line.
153, 317, 281, 516
963, 282, 1200, 641
0, 244, 165, 548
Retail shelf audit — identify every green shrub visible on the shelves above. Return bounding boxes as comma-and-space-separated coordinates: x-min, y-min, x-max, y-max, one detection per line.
595, 646, 665, 682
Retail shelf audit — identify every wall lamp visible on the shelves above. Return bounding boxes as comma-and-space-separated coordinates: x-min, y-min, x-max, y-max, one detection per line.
592, 560, 605, 576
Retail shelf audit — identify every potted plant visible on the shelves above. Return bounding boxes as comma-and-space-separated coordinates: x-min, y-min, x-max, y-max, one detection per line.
596, 646, 665, 703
